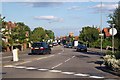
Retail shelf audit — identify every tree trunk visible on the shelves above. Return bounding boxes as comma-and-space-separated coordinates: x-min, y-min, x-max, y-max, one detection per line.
6, 46, 10, 52
11, 46, 13, 51
23, 43, 27, 50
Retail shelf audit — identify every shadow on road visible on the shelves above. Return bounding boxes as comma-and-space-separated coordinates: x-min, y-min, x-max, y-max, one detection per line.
95, 66, 120, 77
75, 55, 90, 59
73, 49, 104, 56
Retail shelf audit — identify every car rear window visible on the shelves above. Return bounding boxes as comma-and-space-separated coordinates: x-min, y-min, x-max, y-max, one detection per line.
32, 43, 43, 47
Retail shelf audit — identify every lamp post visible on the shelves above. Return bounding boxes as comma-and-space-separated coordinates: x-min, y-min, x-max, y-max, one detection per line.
100, 1, 103, 53
112, 24, 115, 53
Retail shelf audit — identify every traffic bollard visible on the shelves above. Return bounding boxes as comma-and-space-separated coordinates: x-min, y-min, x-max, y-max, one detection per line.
12, 49, 19, 61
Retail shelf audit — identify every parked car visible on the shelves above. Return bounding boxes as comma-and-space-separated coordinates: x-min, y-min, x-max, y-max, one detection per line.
48, 43, 53, 48
30, 42, 51, 55
63, 44, 67, 48
76, 44, 87, 52
65, 43, 73, 48
52, 42, 58, 46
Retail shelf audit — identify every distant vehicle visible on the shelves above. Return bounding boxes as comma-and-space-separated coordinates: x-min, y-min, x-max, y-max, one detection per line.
49, 43, 53, 48
30, 42, 51, 55
65, 43, 73, 48
52, 42, 58, 46
76, 44, 87, 52
63, 44, 67, 48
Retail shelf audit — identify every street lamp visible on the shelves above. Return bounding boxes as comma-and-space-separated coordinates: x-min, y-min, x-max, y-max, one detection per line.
112, 24, 115, 53
100, 1, 103, 53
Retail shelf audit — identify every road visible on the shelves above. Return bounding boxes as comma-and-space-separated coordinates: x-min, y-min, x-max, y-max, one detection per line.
1, 45, 120, 79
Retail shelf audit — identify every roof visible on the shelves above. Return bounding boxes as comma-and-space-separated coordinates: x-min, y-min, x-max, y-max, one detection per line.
103, 28, 111, 37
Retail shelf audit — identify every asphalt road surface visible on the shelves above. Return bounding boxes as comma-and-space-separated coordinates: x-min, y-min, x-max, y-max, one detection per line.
1, 45, 120, 79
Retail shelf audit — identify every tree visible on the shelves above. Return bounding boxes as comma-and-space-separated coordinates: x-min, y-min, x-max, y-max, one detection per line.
30, 27, 46, 42
107, 1, 120, 50
45, 30, 55, 40
79, 26, 99, 44
0, 15, 8, 50
10, 22, 31, 44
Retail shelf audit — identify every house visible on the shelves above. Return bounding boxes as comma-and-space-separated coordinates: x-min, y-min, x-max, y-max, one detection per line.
1, 21, 16, 51
102, 28, 111, 38
2, 21, 16, 43
97, 28, 111, 38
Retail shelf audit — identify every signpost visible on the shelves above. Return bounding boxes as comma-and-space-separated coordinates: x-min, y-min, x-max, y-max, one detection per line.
109, 24, 117, 53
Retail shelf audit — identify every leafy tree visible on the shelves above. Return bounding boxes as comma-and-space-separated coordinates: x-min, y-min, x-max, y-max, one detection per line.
30, 27, 46, 42
79, 26, 99, 44
0, 15, 7, 48
107, 2, 120, 50
10, 22, 31, 44
45, 30, 55, 40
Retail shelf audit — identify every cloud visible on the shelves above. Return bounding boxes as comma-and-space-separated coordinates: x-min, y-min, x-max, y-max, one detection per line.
68, 6, 81, 10
91, 3, 118, 13
34, 16, 64, 23
34, 16, 56, 20
25, 2, 63, 7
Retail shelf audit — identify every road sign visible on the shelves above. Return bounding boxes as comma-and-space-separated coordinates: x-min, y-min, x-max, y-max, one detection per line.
99, 33, 104, 36
109, 28, 117, 36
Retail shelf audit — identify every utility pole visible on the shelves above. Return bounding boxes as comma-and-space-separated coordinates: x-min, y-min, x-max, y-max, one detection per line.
112, 24, 115, 53
100, 1, 103, 53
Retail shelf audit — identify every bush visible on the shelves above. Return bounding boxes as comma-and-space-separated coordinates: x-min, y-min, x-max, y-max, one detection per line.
103, 55, 120, 71
92, 38, 112, 49
106, 51, 113, 55
114, 51, 120, 59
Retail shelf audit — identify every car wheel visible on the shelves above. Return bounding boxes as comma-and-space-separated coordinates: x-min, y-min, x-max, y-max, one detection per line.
76, 49, 78, 52
49, 50, 51, 54
79, 49, 81, 52
84, 49, 87, 52
28, 53, 32, 55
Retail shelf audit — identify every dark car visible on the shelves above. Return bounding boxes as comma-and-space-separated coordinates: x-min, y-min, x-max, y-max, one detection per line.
65, 43, 73, 48
76, 44, 87, 52
30, 42, 51, 55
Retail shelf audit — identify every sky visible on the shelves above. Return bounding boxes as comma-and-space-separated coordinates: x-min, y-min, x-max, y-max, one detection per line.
1, 1, 119, 37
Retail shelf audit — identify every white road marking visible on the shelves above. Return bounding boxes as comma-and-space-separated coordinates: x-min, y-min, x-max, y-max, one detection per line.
51, 63, 63, 69
65, 58, 71, 62
49, 70, 62, 73
36, 57, 48, 60
61, 72, 75, 75
36, 55, 54, 60
65, 56, 75, 62
4, 65, 15, 68
26, 67, 37, 70
38, 69, 48, 71
4, 65, 105, 78
58, 53, 61, 54
72, 56, 75, 58
89, 76, 104, 78
74, 73, 89, 77
14, 66, 26, 69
